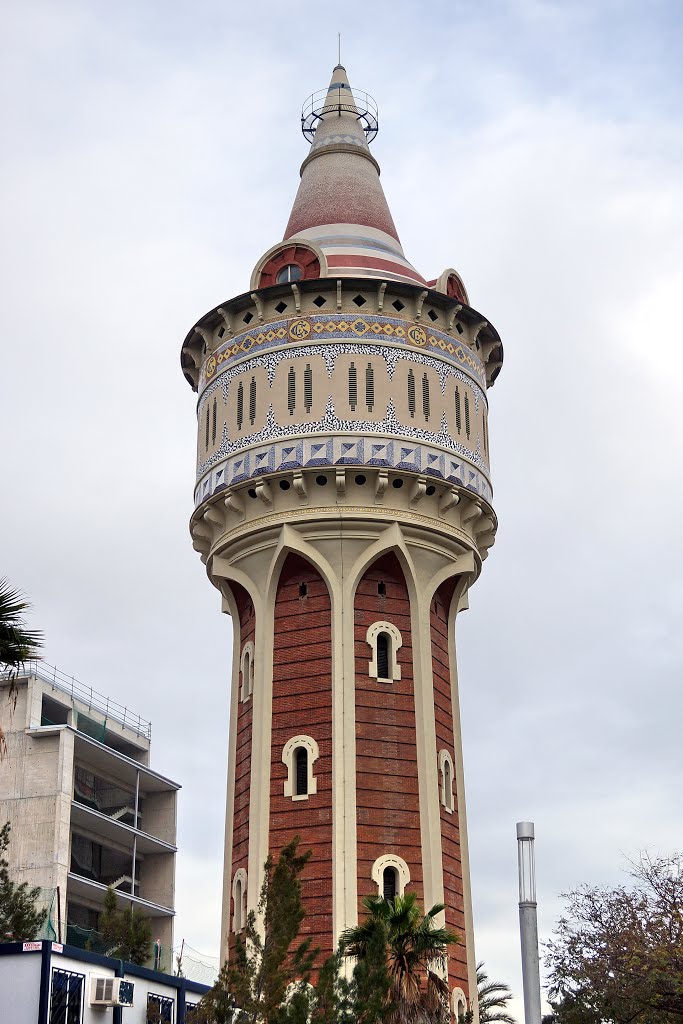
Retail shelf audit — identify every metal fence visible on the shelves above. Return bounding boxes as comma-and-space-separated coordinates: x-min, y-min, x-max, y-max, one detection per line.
3, 659, 151, 740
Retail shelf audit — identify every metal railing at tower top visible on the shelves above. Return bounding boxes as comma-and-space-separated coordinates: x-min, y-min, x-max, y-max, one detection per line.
301, 84, 379, 143
1, 659, 152, 740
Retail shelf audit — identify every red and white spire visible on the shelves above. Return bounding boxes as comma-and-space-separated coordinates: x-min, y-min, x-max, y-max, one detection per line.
282, 65, 427, 287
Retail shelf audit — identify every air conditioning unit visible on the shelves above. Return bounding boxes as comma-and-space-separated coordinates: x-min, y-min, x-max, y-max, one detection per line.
89, 975, 135, 1007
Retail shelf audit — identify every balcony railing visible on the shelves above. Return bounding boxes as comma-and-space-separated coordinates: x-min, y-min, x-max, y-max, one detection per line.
5, 659, 152, 740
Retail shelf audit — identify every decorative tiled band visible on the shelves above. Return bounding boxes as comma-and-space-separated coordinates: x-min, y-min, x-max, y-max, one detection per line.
194, 434, 493, 508
200, 314, 486, 393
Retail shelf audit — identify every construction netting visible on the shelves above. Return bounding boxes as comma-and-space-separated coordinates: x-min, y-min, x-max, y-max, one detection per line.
174, 942, 220, 986
34, 887, 58, 941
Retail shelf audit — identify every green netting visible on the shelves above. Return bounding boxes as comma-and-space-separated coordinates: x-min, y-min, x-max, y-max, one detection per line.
65, 924, 172, 972
34, 887, 58, 941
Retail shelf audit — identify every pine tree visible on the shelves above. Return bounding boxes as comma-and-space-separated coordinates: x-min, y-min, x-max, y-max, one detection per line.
198, 837, 317, 1024
99, 885, 152, 965
0, 822, 45, 940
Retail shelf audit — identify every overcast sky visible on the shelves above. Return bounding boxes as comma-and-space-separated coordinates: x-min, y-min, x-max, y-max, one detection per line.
2, 0, 682, 1014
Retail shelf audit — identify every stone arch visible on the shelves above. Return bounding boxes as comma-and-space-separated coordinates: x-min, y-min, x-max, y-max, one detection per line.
371, 854, 411, 898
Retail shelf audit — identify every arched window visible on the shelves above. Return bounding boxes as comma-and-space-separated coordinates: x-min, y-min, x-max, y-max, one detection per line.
304, 364, 312, 413
249, 377, 257, 426
236, 381, 244, 430
366, 621, 403, 683
349, 363, 358, 411
276, 264, 302, 283
295, 747, 308, 797
422, 374, 430, 421
240, 641, 255, 702
365, 363, 375, 411
288, 367, 296, 416
455, 388, 462, 434
383, 866, 397, 902
439, 749, 455, 813
407, 370, 416, 418
282, 735, 319, 801
453, 989, 468, 1020
232, 868, 247, 932
371, 855, 410, 899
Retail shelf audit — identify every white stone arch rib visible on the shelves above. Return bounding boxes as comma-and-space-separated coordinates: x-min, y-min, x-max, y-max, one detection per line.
282, 734, 319, 801
232, 867, 247, 932
240, 640, 255, 702
371, 854, 411, 898
438, 748, 455, 813
366, 620, 403, 682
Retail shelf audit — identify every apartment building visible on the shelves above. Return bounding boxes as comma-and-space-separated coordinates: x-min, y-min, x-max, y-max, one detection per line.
0, 663, 178, 963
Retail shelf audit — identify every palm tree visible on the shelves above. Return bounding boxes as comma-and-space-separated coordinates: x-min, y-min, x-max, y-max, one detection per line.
476, 961, 515, 1024
0, 579, 42, 758
341, 892, 458, 1023
0, 579, 42, 675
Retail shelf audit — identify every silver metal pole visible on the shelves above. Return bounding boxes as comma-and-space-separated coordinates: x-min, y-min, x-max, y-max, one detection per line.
517, 821, 542, 1024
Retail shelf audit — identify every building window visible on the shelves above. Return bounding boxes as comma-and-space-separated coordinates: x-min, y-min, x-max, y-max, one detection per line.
211, 396, 217, 444
453, 988, 468, 1020
288, 367, 296, 415
276, 264, 302, 283
304, 363, 312, 413
455, 388, 462, 434
295, 747, 308, 796
422, 373, 430, 421
483, 411, 488, 458
383, 866, 397, 901
147, 992, 174, 1023
464, 392, 471, 439
407, 369, 416, 418
439, 749, 455, 813
236, 381, 244, 430
282, 735, 319, 801
366, 621, 403, 683
232, 867, 247, 932
349, 362, 358, 411
50, 969, 84, 1024
249, 377, 257, 425
204, 406, 210, 449
240, 641, 255, 702
365, 362, 375, 411
371, 854, 410, 899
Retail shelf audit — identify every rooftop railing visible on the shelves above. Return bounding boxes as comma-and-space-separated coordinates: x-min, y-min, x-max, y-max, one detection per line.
1, 659, 152, 740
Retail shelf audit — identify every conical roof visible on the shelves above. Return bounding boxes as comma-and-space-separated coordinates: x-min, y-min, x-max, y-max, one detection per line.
283, 66, 426, 286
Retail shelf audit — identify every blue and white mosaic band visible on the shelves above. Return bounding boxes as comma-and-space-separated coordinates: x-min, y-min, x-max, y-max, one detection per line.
195, 433, 493, 508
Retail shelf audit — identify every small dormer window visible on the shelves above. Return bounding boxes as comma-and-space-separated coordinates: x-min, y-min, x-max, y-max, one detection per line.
276, 264, 303, 284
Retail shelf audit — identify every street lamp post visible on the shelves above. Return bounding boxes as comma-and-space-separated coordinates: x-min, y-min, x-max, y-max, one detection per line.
517, 821, 542, 1024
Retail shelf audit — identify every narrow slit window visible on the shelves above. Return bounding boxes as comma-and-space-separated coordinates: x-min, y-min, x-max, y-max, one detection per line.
235, 877, 243, 931
483, 413, 488, 458
383, 866, 397, 902
464, 392, 471, 439
205, 406, 210, 449
288, 367, 296, 416
408, 370, 416, 418
349, 362, 358, 411
249, 377, 256, 425
377, 633, 390, 680
211, 396, 217, 443
455, 388, 462, 434
236, 381, 244, 430
295, 747, 308, 797
365, 362, 375, 412
422, 373, 430, 421
304, 363, 312, 413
